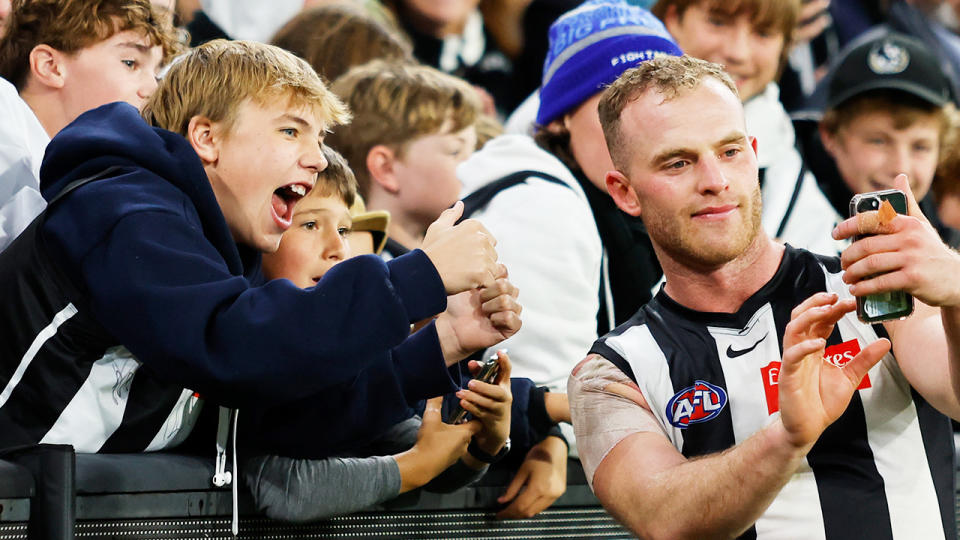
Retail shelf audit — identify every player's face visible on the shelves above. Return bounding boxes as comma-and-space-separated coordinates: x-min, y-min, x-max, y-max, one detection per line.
205, 97, 329, 253
615, 77, 763, 269
262, 193, 352, 288
822, 110, 940, 200
59, 30, 163, 118
663, 2, 784, 102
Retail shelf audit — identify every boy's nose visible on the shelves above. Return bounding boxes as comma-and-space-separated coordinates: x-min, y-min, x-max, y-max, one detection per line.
302, 144, 327, 173
323, 232, 347, 261
887, 145, 912, 179
720, 24, 751, 66
137, 74, 159, 103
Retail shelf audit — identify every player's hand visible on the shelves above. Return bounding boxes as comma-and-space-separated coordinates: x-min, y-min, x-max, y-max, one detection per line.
777, 292, 890, 451
833, 174, 960, 307
458, 350, 512, 455
497, 435, 567, 519
422, 202, 503, 293
434, 279, 521, 364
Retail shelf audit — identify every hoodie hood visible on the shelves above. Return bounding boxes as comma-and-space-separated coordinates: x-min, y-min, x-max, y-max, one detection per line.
39, 102, 248, 275
41, 102, 207, 204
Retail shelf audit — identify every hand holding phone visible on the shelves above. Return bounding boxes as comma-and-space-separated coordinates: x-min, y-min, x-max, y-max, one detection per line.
849, 189, 914, 322
448, 352, 501, 424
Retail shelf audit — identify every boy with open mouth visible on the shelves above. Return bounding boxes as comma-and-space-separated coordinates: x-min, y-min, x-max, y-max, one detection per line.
0, 39, 511, 456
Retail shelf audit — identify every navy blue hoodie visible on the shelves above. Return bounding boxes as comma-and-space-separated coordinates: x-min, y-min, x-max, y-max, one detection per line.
0, 103, 456, 452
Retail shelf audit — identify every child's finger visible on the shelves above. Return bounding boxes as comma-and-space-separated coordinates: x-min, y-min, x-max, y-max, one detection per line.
479, 278, 518, 303
460, 386, 507, 409
459, 418, 483, 436
495, 350, 512, 382
498, 467, 530, 504
431, 201, 463, 230
489, 311, 522, 334
481, 293, 522, 316
467, 359, 481, 377
422, 396, 443, 424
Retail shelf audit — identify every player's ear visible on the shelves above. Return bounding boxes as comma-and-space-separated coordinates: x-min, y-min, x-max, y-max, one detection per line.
366, 144, 400, 193
187, 115, 220, 164
607, 170, 642, 217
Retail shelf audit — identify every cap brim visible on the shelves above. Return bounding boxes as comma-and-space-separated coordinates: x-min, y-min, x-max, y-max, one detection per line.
827, 79, 949, 110
350, 210, 390, 254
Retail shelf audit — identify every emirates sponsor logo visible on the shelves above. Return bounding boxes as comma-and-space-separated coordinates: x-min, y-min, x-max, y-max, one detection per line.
761, 339, 871, 414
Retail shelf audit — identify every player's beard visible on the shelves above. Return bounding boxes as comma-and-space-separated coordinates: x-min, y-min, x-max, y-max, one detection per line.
644, 183, 763, 271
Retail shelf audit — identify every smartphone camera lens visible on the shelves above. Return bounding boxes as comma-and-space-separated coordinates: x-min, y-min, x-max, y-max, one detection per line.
859, 196, 881, 212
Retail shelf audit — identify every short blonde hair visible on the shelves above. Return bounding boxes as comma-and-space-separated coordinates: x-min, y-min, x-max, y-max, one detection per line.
599, 55, 737, 170
141, 39, 350, 138
327, 60, 481, 197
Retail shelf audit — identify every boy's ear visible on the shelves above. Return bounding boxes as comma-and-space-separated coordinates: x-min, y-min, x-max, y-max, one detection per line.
606, 170, 642, 217
366, 144, 400, 193
818, 123, 839, 158
28, 45, 66, 90
548, 117, 568, 134
187, 115, 220, 164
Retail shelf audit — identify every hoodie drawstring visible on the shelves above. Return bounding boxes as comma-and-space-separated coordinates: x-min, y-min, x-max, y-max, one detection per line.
213, 406, 239, 536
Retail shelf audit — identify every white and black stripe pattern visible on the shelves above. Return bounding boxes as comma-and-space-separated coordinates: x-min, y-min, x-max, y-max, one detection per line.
0, 203, 201, 453
591, 245, 954, 540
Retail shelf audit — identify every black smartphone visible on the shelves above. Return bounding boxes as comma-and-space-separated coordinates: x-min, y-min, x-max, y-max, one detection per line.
448, 353, 501, 425
849, 189, 914, 323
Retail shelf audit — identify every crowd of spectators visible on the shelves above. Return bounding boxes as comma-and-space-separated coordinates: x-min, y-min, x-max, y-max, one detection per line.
2, 0, 960, 538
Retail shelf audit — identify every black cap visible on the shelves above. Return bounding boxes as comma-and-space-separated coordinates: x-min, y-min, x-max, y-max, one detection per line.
826, 32, 951, 110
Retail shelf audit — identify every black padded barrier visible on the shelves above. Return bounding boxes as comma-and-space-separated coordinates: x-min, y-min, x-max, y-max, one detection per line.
2, 446, 960, 539
3, 445, 74, 540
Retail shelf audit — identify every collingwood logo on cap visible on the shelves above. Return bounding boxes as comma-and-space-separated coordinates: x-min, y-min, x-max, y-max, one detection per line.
867, 40, 910, 75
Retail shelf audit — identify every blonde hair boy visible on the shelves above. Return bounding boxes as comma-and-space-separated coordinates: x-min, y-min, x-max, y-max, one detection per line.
143, 39, 350, 138
327, 60, 481, 250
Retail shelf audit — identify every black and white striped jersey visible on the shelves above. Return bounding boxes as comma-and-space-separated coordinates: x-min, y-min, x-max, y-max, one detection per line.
0, 190, 202, 454
590, 245, 955, 540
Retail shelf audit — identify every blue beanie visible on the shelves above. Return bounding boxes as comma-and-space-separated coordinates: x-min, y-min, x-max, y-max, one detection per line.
536, 0, 682, 127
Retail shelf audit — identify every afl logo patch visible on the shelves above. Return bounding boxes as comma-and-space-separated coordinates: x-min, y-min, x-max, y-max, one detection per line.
666, 380, 727, 429
868, 40, 909, 75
